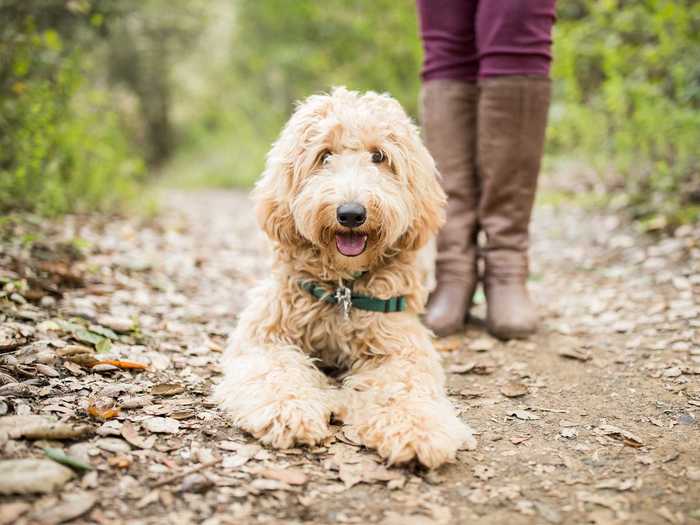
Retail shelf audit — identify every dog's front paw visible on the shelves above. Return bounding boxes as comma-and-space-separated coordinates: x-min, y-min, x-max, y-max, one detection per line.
236, 397, 331, 449
349, 396, 476, 469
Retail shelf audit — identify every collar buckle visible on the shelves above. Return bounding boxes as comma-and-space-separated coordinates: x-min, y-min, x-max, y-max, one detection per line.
334, 285, 352, 320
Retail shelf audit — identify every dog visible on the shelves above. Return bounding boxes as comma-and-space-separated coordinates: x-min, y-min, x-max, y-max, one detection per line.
215, 87, 475, 468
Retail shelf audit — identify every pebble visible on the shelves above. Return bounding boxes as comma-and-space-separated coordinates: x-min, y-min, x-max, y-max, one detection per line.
0, 459, 73, 494
96, 437, 132, 454
678, 414, 696, 426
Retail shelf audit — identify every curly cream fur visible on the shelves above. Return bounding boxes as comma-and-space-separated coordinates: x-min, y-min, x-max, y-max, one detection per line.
214, 87, 476, 468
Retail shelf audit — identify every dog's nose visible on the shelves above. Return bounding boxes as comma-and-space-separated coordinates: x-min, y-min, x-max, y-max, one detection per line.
336, 202, 367, 228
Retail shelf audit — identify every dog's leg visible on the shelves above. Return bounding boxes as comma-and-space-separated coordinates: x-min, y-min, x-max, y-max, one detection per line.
215, 340, 332, 448
339, 322, 476, 468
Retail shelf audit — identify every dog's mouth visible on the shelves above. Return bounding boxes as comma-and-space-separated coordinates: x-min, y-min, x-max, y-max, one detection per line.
335, 231, 368, 257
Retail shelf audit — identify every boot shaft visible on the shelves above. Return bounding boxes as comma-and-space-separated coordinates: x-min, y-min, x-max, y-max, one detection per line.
477, 76, 551, 277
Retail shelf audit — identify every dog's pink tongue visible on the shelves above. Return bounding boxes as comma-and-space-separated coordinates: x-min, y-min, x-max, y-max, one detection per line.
336, 232, 367, 257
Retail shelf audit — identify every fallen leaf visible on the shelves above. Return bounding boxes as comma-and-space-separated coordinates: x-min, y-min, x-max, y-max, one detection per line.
558, 348, 591, 362
143, 416, 180, 434
597, 424, 644, 448
94, 359, 147, 370
469, 337, 496, 352
511, 435, 531, 445
473, 358, 498, 375
55, 344, 94, 358
259, 467, 308, 485
43, 447, 92, 472
121, 421, 155, 449
449, 362, 475, 374
508, 410, 541, 421
65, 353, 99, 368
151, 383, 185, 396
434, 336, 463, 352
87, 405, 120, 420
107, 455, 132, 469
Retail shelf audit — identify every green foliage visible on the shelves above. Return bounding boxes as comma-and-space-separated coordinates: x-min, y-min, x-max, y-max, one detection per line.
167, 0, 421, 188
2, 0, 698, 226
550, 0, 700, 225
0, 3, 144, 215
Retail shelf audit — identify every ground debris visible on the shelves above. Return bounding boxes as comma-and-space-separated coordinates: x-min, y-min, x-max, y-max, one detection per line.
0, 459, 73, 494
0, 190, 697, 523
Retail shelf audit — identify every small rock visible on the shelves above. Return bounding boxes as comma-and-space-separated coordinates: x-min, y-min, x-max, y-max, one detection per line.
96, 437, 132, 454
500, 381, 529, 398
32, 491, 97, 524
560, 428, 577, 439
0, 459, 73, 494
180, 473, 212, 493
0, 502, 31, 525
678, 413, 696, 426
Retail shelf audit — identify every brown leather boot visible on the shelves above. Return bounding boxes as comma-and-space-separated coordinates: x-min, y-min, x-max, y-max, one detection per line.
477, 76, 551, 339
421, 80, 480, 337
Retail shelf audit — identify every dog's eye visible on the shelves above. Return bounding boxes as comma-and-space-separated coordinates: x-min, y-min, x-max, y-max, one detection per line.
371, 150, 385, 164
319, 151, 332, 165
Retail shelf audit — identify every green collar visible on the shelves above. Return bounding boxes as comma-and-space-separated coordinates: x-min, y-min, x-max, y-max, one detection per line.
299, 278, 407, 316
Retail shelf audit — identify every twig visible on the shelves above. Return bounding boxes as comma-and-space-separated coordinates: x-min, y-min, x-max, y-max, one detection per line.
150, 459, 222, 488
530, 406, 569, 414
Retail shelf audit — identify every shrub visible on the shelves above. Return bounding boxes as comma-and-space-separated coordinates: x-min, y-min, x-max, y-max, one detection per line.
550, 0, 700, 225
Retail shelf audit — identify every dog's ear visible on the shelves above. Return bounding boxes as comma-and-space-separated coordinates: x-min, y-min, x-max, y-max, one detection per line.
253, 94, 332, 245
252, 163, 297, 246
396, 131, 447, 252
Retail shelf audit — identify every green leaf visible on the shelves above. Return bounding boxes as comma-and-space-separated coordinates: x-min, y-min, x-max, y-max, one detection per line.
73, 329, 103, 346
95, 338, 112, 354
43, 447, 92, 472
90, 325, 119, 340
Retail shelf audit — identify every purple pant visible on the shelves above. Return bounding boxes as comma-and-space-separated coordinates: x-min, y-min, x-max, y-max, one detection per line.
417, 0, 556, 81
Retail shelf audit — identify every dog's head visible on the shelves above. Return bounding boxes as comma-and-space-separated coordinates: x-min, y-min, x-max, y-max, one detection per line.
254, 87, 445, 273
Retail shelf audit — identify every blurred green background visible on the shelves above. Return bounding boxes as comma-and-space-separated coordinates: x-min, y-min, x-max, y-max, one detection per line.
1, 0, 698, 226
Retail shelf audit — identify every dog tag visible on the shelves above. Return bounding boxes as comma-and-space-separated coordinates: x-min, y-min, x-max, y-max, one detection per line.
334, 285, 352, 320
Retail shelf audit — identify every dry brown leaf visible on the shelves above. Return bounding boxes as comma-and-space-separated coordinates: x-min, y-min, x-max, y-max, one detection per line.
151, 383, 185, 396
597, 425, 644, 448
87, 405, 120, 420
107, 455, 132, 469
434, 336, 464, 352
558, 348, 591, 362
120, 421, 154, 449
65, 353, 99, 368
449, 362, 475, 374
259, 468, 308, 486
95, 359, 147, 370
468, 337, 496, 352
55, 345, 94, 358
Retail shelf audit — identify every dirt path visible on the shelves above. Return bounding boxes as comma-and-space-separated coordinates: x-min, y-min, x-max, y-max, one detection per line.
0, 189, 698, 525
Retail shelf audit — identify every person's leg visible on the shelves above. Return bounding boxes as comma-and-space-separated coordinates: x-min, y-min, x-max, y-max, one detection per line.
417, 0, 480, 336
475, 0, 556, 339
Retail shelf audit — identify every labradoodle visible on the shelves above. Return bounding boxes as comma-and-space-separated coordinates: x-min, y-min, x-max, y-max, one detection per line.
215, 87, 476, 468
